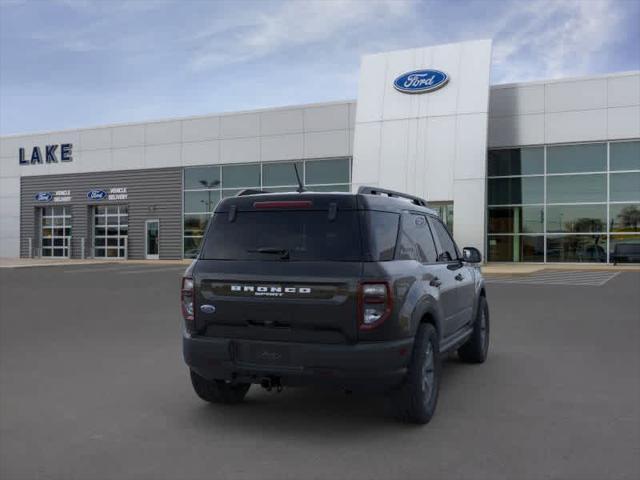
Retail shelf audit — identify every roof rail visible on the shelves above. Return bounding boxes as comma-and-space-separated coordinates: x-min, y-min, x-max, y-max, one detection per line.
236, 189, 271, 196
357, 186, 428, 207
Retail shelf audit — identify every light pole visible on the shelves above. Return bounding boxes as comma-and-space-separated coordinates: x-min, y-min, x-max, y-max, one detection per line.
199, 179, 220, 212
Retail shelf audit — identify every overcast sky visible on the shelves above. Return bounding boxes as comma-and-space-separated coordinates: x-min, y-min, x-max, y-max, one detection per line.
1, 0, 639, 135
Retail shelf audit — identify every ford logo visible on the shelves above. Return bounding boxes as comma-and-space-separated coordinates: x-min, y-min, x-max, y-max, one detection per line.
35, 192, 52, 202
200, 304, 216, 314
87, 190, 107, 200
393, 69, 449, 94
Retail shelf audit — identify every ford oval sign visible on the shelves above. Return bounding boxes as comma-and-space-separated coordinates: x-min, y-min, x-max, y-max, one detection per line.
393, 69, 449, 94
87, 190, 107, 200
35, 192, 53, 202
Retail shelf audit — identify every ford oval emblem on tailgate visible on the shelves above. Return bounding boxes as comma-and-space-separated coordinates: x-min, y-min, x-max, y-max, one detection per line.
200, 304, 216, 314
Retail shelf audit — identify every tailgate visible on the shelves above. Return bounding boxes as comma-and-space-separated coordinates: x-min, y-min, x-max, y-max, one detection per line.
193, 260, 362, 343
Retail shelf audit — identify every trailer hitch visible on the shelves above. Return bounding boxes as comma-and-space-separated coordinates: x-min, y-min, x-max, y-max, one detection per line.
260, 376, 283, 393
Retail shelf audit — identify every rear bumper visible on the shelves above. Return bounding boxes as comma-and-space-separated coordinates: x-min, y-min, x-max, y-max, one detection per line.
183, 333, 413, 389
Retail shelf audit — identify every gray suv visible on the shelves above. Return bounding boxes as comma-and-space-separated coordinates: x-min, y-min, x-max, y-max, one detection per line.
181, 186, 489, 424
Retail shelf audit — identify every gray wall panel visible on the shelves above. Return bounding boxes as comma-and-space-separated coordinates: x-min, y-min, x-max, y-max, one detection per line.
20, 167, 182, 259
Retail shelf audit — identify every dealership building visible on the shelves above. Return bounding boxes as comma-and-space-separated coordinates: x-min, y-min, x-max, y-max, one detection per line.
1, 39, 638, 263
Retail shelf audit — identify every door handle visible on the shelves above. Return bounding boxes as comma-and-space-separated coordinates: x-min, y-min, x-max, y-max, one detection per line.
455, 273, 464, 281
429, 277, 442, 288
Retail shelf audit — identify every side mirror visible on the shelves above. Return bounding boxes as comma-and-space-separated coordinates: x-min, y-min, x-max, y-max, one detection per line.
462, 247, 482, 264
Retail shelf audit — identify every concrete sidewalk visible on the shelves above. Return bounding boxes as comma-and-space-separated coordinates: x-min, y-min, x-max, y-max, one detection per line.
2, 257, 638, 272
0, 257, 192, 268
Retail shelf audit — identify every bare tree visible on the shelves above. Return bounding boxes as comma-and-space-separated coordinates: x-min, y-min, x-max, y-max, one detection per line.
612, 205, 640, 232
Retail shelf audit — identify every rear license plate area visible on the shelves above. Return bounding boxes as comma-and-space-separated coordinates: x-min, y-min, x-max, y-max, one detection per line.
239, 343, 291, 366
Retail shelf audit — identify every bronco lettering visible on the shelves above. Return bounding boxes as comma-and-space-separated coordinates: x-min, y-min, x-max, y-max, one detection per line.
230, 285, 312, 295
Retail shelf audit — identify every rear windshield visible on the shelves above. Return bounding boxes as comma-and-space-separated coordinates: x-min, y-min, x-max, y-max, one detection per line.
200, 210, 363, 261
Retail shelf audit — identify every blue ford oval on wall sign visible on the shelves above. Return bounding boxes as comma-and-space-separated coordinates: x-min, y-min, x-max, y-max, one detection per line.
393, 69, 449, 94
87, 190, 107, 200
35, 192, 53, 202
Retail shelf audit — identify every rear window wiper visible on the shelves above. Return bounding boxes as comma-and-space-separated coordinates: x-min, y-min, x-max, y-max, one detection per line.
247, 247, 290, 260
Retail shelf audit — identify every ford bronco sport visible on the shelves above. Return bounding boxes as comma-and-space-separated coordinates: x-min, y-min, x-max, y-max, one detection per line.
182, 186, 489, 424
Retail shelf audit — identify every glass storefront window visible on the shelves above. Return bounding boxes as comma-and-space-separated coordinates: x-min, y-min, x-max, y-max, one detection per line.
262, 161, 303, 187
184, 214, 210, 236
488, 207, 543, 234
609, 204, 640, 232
306, 158, 350, 185
546, 174, 606, 203
546, 235, 607, 263
431, 202, 454, 233
487, 142, 639, 263
488, 177, 543, 205
610, 234, 640, 263
222, 164, 260, 188
487, 235, 544, 262
184, 166, 221, 190
184, 237, 203, 258
487, 147, 544, 176
487, 235, 511, 262
184, 190, 220, 213
610, 172, 640, 202
610, 141, 640, 171
306, 184, 350, 192
183, 158, 352, 258
547, 143, 606, 173
265, 186, 298, 193
546, 204, 606, 233
519, 236, 545, 262
222, 189, 244, 198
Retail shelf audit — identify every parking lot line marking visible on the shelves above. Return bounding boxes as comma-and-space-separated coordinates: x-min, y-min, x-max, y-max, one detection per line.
63, 266, 140, 274
63, 265, 186, 274
118, 267, 186, 275
597, 271, 621, 286
486, 270, 620, 286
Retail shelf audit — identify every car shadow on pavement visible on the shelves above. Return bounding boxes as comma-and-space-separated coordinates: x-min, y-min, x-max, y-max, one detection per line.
178, 355, 480, 436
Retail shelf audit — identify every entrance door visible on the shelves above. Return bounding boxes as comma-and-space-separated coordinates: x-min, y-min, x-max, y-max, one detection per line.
145, 219, 159, 260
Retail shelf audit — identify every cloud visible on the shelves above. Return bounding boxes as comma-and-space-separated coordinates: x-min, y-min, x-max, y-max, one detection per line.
188, 0, 414, 71
491, 0, 625, 83
2, 0, 638, 135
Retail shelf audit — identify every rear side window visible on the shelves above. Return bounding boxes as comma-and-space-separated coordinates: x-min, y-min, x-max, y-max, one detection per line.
429, 217, 459, 262
365, 211, 399, 261
201, 210, 362, 261
396, 214, 438, 263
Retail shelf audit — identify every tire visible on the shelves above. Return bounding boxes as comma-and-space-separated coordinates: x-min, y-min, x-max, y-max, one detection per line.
389, 323, 440, 424
458, 296, 489, 364
190, 370, 250, 404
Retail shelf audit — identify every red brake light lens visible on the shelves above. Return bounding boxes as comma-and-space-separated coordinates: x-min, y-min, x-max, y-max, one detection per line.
358, 282, 393, 330
253, 200, 313, 209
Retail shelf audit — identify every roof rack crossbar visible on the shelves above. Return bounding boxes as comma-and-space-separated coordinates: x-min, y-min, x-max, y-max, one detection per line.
357, 186, 428, 207
236, 189, 270, 196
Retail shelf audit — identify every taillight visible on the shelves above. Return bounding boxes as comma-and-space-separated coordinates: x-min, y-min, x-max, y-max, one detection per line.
181, 276, 195, 328
358, 282, 393, 330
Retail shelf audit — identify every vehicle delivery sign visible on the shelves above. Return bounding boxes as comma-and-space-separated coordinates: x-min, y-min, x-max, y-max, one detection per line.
87, 187, 128, 201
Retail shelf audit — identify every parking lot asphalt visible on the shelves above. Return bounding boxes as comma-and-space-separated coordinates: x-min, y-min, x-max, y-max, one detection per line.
1, 264, 639, 480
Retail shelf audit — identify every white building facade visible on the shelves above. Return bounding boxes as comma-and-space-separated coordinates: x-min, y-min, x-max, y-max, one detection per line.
1, 39, 638, 263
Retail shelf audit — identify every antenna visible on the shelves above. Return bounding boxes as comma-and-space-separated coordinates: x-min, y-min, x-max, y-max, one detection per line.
293, 163, 305, 193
